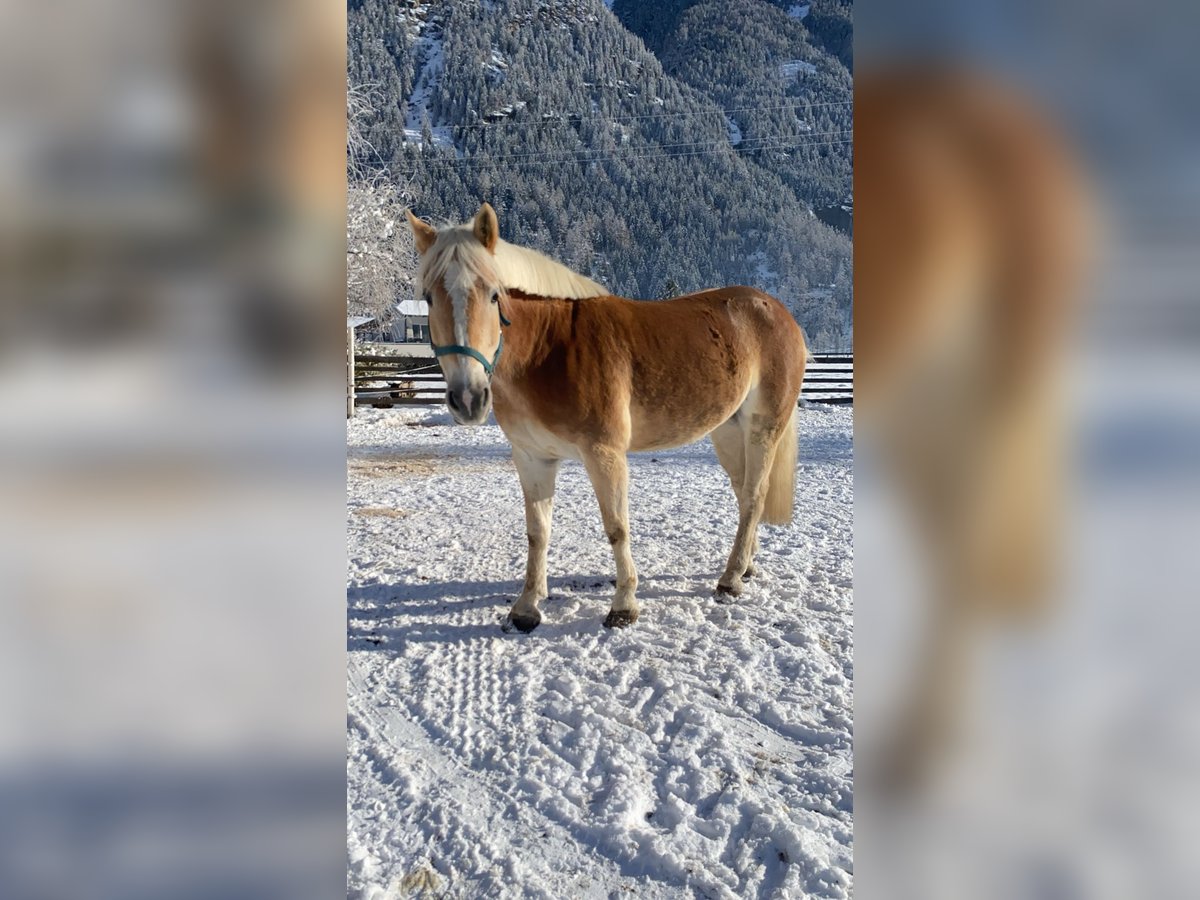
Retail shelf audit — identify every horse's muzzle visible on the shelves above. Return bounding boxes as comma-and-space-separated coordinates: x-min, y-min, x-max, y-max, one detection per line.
446, 384, 491, 425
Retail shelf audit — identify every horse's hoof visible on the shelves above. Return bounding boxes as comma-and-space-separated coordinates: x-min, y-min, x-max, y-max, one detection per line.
603, 608, 639, 629
742, 563, 759, 579
502, 612, 541, 634
715, 580, 742, 598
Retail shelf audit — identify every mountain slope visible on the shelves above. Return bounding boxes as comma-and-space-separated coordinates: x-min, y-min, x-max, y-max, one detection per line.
649, 0, 852, 209
348, 0, 852, 351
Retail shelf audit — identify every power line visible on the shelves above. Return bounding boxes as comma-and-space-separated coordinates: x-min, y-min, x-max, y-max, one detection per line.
423, 97, 853, 134
429, 137, 853, 170
412, 136, 853, 172
415, 127, 852, 168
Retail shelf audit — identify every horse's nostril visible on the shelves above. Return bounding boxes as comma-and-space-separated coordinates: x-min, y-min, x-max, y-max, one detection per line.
447, 390, 462, 413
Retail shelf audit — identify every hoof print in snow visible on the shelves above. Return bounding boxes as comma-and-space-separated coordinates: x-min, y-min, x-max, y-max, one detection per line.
603, 609, 638, 629
502, 613, 541, 634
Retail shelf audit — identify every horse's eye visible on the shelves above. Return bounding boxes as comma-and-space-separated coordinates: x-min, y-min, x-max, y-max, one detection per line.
490, 291, 499, 305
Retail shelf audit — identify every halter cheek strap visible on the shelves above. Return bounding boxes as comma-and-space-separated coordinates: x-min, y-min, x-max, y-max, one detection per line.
430, 306, 511, 379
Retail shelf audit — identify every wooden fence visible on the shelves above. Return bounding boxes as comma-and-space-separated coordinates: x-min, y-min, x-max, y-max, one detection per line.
797, 354, 853, 406
351, 351, 852, 410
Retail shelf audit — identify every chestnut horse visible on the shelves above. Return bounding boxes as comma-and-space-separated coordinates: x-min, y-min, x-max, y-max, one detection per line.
856, 66, 1092, 787
406, 204, 807, 632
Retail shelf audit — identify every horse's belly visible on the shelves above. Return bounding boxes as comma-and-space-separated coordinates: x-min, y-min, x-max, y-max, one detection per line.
628, 388, 747, 452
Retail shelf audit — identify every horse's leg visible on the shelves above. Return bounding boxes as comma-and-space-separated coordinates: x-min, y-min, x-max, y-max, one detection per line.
876, 576, 979, 791
505, 447, 560, 633
717, 410, 785, 596
711, 418, 758, 578
580, 447, 639, 628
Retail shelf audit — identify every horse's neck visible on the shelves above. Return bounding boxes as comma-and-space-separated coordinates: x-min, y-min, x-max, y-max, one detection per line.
496, 293, 572, 377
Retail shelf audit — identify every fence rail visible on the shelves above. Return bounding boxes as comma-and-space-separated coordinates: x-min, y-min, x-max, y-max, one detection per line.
351, 352, 852, 408
799, 354, 853, 405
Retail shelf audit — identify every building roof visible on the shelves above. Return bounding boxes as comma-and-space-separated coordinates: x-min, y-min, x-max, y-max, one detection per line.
347, 315, 376, 328
395, 298, 430, 317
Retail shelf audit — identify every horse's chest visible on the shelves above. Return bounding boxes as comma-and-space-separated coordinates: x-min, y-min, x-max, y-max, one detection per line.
493, 402, 581, 460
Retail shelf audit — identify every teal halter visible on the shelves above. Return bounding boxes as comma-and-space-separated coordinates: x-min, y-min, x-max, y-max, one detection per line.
430, 302, 511, 378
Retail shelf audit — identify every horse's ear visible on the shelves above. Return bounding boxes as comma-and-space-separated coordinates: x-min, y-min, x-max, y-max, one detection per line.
407, 209, 438, 254
473, 202, 499, 252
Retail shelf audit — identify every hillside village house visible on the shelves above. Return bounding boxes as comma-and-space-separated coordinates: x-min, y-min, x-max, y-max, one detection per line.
393, 297, 430, 342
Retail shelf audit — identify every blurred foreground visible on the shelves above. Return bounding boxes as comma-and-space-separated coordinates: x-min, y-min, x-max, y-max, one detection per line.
0, 2, 346, 897
856, 1, 1200, 897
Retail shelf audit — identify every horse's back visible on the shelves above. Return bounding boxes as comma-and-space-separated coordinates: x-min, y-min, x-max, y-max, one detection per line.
661, 285, 807, 385
641, 285, 803, 349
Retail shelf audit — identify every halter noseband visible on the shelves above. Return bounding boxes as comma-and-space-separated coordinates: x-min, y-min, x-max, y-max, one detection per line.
429, 301, 511, 378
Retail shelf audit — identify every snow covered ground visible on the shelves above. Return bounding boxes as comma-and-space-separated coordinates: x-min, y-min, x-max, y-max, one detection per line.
347, 405, 853, 899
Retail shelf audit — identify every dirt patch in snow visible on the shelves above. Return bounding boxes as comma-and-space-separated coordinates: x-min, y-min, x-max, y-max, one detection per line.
349, 450, 510, 480
351, 506, 412, 519
349, 454, 440, 478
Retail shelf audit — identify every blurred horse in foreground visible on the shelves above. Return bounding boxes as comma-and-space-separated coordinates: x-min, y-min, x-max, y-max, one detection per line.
856, 65, 1093, 788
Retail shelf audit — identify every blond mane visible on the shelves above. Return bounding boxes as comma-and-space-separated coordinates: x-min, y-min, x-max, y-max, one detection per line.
416, 224, 609, 301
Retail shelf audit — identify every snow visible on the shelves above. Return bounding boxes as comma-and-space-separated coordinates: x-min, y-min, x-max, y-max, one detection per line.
749, 250, 778, 292
485, 48, 512, 87
403, 23, 456, 151
781, 60, 818, 82
485, 100, 529, 121
788, 4, 811, 20
394, 298, 429, 317
347, 405, 853, 898
726, 116, 744, 147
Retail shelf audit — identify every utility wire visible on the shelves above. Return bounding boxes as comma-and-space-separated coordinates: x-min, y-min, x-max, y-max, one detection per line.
421, 97, 853, 134
408, 127, 859, 168
411, 136, 853, 172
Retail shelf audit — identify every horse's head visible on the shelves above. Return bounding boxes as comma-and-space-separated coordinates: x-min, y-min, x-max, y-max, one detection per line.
407, 203, 507, 426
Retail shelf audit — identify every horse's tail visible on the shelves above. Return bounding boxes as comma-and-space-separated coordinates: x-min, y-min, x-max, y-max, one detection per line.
763, 403, 798, 525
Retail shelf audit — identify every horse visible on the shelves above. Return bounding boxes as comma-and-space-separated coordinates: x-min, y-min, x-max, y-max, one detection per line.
405, 203, 808, 632
855, 65, 1092, 788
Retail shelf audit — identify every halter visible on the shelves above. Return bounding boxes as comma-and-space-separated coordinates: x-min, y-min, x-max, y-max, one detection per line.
429, 300, 511, 379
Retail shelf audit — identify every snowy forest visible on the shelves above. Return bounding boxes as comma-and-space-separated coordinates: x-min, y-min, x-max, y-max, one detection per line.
347, 0, 853, 351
